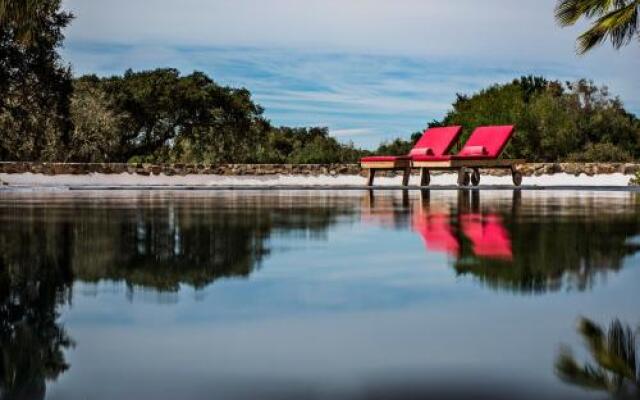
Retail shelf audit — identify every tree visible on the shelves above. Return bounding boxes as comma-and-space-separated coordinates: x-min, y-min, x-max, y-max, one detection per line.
431, 76, 640, 162
555, 0, 640, 54
67, 80, 124, 162
0, 0, 41, 44
373, 132, 423, 156
249, 126, 366, 164
81, 69, 270, 163
0, 0, 73, 161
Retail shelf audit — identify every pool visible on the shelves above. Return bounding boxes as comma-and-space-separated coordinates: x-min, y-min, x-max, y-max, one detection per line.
1, 190, 638, 399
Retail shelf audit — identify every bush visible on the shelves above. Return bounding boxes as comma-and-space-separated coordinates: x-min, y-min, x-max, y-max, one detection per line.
567, 143, 633, 162
433, 77, 640, 162
68, 81, 124, 162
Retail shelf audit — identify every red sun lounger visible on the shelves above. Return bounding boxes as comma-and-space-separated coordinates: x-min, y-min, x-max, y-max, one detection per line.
411, 125, 524, 187
360, 126, 462, 186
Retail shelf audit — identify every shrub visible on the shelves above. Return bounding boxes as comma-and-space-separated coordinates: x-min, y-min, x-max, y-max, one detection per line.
567, 143, 633, 162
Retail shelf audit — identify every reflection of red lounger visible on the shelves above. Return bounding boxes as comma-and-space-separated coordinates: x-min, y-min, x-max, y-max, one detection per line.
461, 214, 513, 260
413, 213, 459, 256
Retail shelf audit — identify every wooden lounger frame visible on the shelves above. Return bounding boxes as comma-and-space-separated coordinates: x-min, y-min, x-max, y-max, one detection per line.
362, 159, 525, 187
361, 159, 412, 187
412, 159, 525, 187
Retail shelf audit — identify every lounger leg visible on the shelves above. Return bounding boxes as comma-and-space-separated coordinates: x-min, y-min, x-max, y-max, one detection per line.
511, 166, 523, 187
419, 168, 430, 187
402, 167, 411, 187
457, 167, 470, 187
367, 169, 376, 186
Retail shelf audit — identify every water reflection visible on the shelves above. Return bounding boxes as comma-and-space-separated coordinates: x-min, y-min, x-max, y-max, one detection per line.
363, 190, 640, 293
0, 222, 74, 400
556, 318, 639, 398
0, 190, 639, 399
0, 192, 359, 398
410, 192, 513, 260
0, 193, 357, 294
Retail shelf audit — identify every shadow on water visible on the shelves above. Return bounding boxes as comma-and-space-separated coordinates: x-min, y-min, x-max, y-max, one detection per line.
363, 190, 640, 294
555, 317, 639, 398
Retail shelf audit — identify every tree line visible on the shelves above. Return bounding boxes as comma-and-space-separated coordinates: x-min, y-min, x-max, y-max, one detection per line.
1, 1, 639, 164
0, 1, 364, 164
390, 76, 640, 162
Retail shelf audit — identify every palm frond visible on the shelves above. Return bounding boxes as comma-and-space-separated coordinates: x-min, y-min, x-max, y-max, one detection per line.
556, 0, 620, 26
577, 1, 639, 52
555, 346, 610, 390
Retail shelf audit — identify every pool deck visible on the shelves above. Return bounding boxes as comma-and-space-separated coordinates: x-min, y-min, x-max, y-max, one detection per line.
1, 171, 638, 191
0, 184, 637, 192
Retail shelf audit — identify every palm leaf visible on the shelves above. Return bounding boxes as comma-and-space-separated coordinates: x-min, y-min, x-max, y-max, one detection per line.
556, 0, 619, 26
577, 1, 639, 52
555, 346, 610, 390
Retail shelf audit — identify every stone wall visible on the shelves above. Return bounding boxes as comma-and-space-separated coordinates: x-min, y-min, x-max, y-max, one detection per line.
0, 162, 638, 177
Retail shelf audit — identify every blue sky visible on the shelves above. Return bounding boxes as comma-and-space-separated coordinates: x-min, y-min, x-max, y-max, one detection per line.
61, 0, 640, 149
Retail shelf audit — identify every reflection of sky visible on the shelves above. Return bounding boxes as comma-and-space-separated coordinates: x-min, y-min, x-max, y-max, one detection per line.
52, 204, 640, 400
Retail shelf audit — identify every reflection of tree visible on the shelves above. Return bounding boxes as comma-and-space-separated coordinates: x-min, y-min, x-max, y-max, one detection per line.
1, 194, 357, 293
449, 192, 640, 294
363, 190, 640, 294
72, 205, 270, 291
0, 218, 74, 400
453, 215, 640, 293
72, 196, 355, 291
0, 193, 357, 397
555, 318, 639, 398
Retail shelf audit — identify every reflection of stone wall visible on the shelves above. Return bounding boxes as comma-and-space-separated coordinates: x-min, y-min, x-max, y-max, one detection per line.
0, 161, 639, 177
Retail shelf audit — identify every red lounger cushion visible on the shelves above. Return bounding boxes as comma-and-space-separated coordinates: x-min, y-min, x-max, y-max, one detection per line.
452, 125, 514, 160
361, 155, 410, 162
409, 147, 434, 156
413, 126, 462, 156
458, 145, 487, 157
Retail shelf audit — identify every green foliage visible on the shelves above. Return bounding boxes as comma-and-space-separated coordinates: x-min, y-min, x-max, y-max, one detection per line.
433, 76, 640, 162
71, 70, 366, 164
0, 0, 44, 45
79, 69, 270, 163
251, 127, 366, 164
555, 0, 640, 54
568, 142, 634, 162
373, 132, 422, 156
0, 0, 73, 161
67, 80, 125, 162
630, 170, 640, 186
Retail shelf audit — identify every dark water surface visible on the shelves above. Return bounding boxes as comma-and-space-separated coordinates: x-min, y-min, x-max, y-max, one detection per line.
1, 190, 639, 400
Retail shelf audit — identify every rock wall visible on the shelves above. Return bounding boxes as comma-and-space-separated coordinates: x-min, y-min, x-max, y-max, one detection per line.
0, 162, 638, 177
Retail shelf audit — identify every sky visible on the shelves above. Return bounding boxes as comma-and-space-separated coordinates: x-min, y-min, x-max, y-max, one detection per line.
61, 0, 640, 149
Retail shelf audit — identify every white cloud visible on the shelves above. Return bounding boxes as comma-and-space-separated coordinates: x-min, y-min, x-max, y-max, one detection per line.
62, 0, 638, 61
